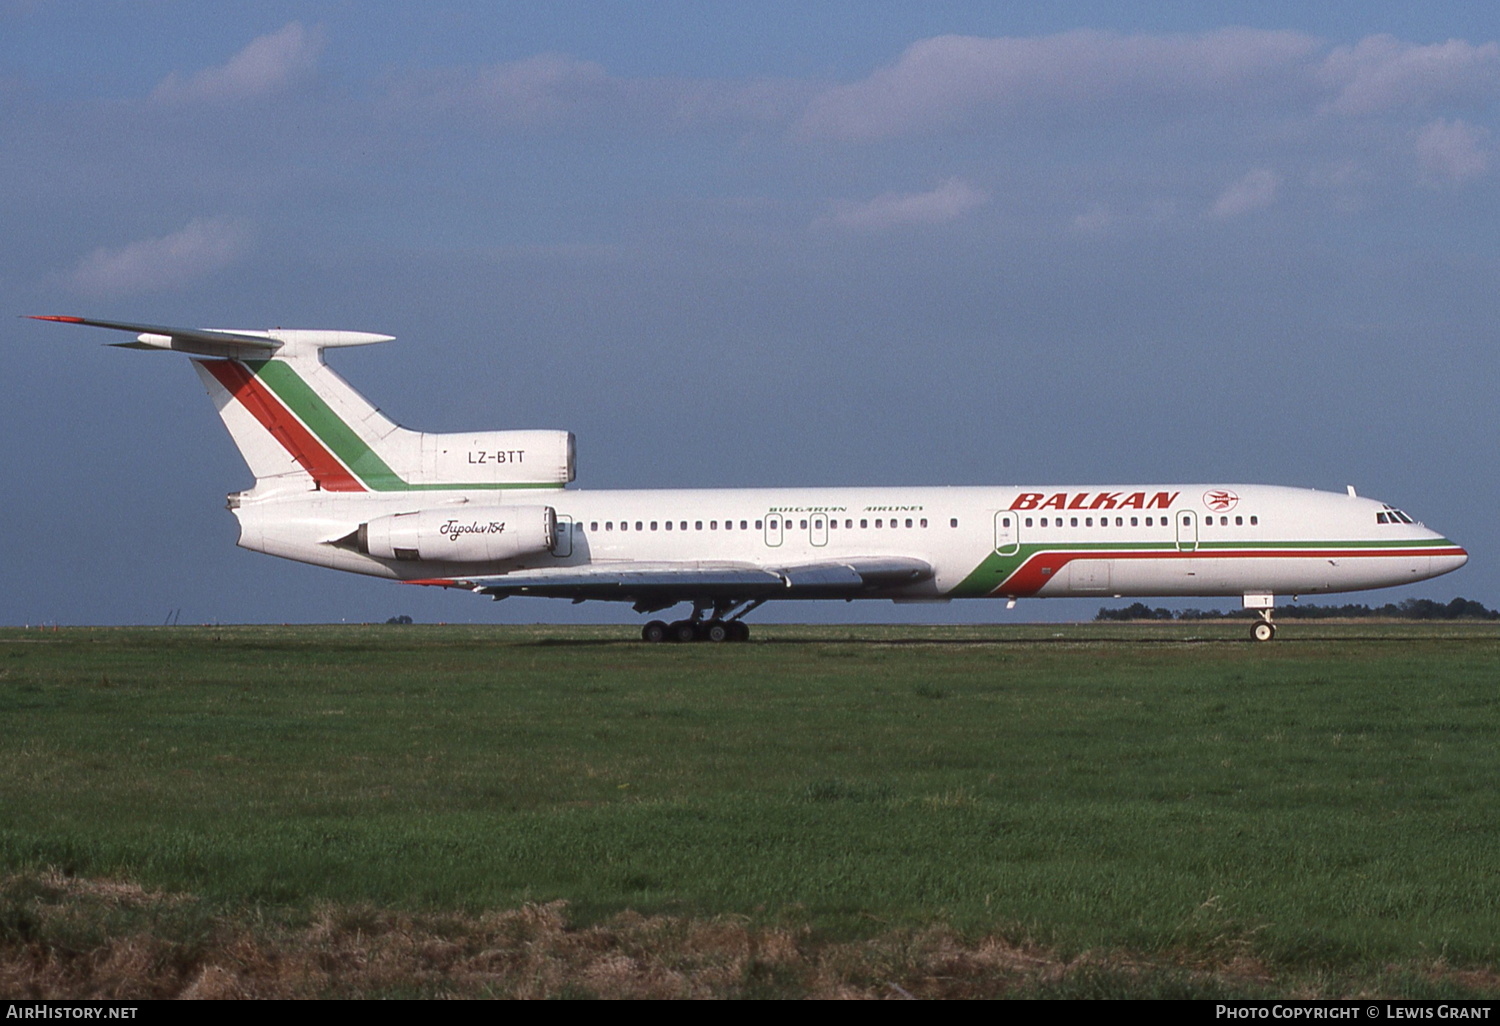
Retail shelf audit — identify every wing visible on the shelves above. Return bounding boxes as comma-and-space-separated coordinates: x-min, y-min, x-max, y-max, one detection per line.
406, 557, 934, 605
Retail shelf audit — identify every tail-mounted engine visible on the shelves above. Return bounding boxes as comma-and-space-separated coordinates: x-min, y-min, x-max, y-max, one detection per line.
357, 506, 557, 563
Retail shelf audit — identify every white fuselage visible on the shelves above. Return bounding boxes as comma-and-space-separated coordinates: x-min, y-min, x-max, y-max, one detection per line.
231, 482, 1466, 602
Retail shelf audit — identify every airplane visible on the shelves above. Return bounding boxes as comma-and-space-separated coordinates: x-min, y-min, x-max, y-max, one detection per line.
33, 315, 1469, 643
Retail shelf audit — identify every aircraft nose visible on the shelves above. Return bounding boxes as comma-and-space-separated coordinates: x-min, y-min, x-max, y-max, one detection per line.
1434, 544, 1469, 576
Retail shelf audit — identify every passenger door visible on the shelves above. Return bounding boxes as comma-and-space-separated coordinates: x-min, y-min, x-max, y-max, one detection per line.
993, 511, 1020, 556
1175, 510, 1198, 552
763, 513, 784, 548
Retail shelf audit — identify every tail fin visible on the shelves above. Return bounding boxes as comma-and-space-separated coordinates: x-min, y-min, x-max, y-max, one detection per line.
34, 316, 575, 492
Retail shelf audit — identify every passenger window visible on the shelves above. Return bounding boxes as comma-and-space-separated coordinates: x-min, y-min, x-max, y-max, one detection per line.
711, 521, 718, 530
799, 519, 807, 529
665, 521, 673, 530
755, 520, 763, 530
635, 522, 643, 531
695, 521, 703, 530
1235, 516, 1243, 526
950, 518, 959, 528
1070, 517, 1078, 527
1130, 517, 1138, 527
920, 518, 928, 528
1250, 516, 1258, 525
590, 522, 598, 532
651, 521, 658, 531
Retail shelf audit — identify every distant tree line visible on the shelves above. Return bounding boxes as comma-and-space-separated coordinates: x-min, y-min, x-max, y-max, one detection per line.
1096, 598, 1500, 622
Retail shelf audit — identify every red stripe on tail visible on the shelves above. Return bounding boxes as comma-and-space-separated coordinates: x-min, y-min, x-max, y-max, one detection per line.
203, 360, 365, 492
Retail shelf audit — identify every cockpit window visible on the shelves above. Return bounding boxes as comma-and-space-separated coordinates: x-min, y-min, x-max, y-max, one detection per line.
1379, 505, 1414, 525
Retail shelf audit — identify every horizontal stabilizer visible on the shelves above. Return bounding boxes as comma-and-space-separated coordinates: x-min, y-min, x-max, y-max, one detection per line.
29, 316, 394, 360
30, 315, 281, 358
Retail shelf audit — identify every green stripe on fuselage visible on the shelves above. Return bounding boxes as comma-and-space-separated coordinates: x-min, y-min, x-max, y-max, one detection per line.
246, 360, 560, 492
951, 537, 1461, 599
951, 542, 1111, 598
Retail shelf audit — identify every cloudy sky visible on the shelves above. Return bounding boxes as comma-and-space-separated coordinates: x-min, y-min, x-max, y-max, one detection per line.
4, 2, 1498, 626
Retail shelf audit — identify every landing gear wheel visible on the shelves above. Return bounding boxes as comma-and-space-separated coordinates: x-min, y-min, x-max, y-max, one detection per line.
671, 620, 700, 643
642, 620, 669, 644
729, 621, 750, 642
1251, 621, 1276, 643
705, 622, 731, 643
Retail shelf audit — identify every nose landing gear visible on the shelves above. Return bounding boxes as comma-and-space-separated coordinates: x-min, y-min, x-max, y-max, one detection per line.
1245, 593, 1277, 642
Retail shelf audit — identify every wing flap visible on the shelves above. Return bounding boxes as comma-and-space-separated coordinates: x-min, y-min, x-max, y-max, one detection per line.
427, 556, 934, 603
783, 556, 933, 589
461, 562, 785, 599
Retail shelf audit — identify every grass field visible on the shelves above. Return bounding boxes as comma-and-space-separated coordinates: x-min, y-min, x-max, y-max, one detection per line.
2, 622, 1498, 998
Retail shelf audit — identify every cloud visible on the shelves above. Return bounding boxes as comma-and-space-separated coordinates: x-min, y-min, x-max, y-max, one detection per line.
1210, 169, 1281, 219
1415, 118, 1490, 184
461, 53, 613, 124
69, 217, 253, 297
151, 22, 324, 104
1318, 36, 1500, 116
797, 29, 1320, 142
1070, 205, 1116, 234
819, 178, 989, 231
387, 53, 809, 131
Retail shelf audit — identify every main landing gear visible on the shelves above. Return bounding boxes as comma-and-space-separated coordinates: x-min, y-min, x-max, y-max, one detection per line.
641, 598, 762, 643
642, 618, 751, 643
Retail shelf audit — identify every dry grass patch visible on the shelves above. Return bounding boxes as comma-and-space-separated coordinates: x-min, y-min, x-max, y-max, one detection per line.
5, 872, 1497, 999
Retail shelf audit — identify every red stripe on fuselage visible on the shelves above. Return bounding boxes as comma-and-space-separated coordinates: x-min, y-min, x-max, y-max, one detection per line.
202, 360, 364, 492
991, 546, 1468, 597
